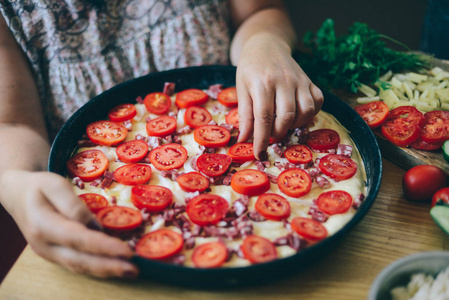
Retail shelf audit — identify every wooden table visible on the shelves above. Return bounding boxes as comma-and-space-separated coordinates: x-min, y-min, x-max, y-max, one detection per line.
1, 159, 448, 300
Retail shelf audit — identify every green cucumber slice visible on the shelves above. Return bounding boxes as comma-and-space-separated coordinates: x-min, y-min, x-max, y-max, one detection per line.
430, 205, 449, 235
443, 140, 449, 163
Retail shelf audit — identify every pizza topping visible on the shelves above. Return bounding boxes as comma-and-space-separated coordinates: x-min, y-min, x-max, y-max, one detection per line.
72, 177, 85, 189
177, 125, 193, 135
352, 193, 366, 210
277, 168, 312, 198
306, 129, 340, 151
316, 176, 331, 189
149, 143, 188, 171
97, 206, 143, 232
163, 82, 175, 96
100, 171, 115, 189
241, 235, 277, 264
316, 190, 353, 215
146, 116, 177, 137
231, 169, 270, 196
194, 125, 231, 148
206, 83, 223, 99
67, 149, 109, 182
319, 154, 358, 181
217, 87, 238, 107
176, 89, 209, 108
86, 120, 128, 146
184, 106, 213, 128
196, 153, 232, 177
114, 164, 152, 186
108, 104, 137, 123
291, 217, 328, 242
336, 144, 353, 157
186, 194, 229, 226
136, 229, 183, 260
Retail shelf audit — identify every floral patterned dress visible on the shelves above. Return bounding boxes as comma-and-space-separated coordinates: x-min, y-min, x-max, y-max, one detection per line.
0, 0, 231, 138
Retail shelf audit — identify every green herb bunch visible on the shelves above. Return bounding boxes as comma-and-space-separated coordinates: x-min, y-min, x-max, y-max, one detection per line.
298, 19, 429, 93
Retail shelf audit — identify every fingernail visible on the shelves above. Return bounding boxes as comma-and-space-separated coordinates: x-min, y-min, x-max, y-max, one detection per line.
123, 270, 138, 279
258, 151, 267, 161
86, 219, 102, 231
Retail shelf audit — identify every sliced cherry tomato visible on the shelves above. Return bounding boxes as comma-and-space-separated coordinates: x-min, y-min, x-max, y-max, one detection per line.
277, 168, 312, 198
306, 129, 340, 151
116, 140, 149, 163
231, 169, 270, 196
196, 153, 232, 177
175, 89, 209, 108
316, 190, 353, 215
194, 125, 231, 148
241, 235, 277, 264
409, 137, 444, 151
86, 120, 128, 146
255, 193, 291, 221
135, 229, 183, 260
186, 194, 229, 226
431, 187, 449, 208
284, 144, 313, 164
176, 172, 209, 192
191, 241, 228, 268
184, 106, 212, 128
225, 107, 239, 129
97, 206, 142, 231
149, 143, 188, 171
318, 154, 357, 181
291, 217, 328, 241
108, 103, 137, 122
78, 193, 108, 213
403, 165, 447, 201
228, 143, 255, 164
144, 92, 172, 115
354, 100, 389, 129
217, 87, 238, 107
131, 185, 173, 212
420, 111, 449, 144
380, 106, 424, 147
113, 163, 152, 185
146, 116, 177, 137
66, 149, 109, 182
268, 136, 286, 144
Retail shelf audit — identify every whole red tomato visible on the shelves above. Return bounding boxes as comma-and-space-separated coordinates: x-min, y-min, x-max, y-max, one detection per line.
403, 165, 447, 201
431, 187, 449, 208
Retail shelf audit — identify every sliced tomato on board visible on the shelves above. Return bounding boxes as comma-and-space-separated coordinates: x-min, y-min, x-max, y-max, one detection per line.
318, 154, 357, 181
78, 193, 108, 213
380, 105, 424, 147
255, 193, 291, 221
194, 125, 231, 148
186, 194, 229, 226
354, 100, 389, 129
113, 163, 152, 185
131, 185, 173, 212
231, 169, 270, 196
176, 172, 209, 192
291, 217, 328, 241
431, 187, 449, 208
135, 229, 183, 260
409, 137, 444, 151
146, 116, 177, 137
66, 149, 109, 182
196, 153, 232, 177
420, 110, 449, 144
225, 107, 239, 129
149, 143, 188, 171
316, 190, 353, 215
191, 241, 228, 268
175, 89, 209, 108
144, 92, 172, 115
184, 106, 213, 128
97, 206, 142, 232
241, 235, 277, 264
228, 143, 255, 164
116, 140, 149, 163
217, 87, 238, 107
86, 120, 128, 146
108, 104, 137, 122
284, 144, 313, 164
306, 129, 340, 151
277, 168, 312, 198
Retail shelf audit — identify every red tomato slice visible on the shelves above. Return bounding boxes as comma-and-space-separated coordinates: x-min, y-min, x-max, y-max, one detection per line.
116, 140, 149, 163
380, 106, 424, 147
197, 154, 232, 177
131, 185, 173, 212
291, 217, 328, 241
318, 154, 358, 181
176, 172, 209, 192
175, 89, 209, 108
225, 107, 239, 129
306, 129, 340, 151
255, 193, 291, 221
113, 163, 152, 185
284, 144, 313, 164
97, 206, 142, 231
316, 190, 353, 215
144, 92, 172, 115
420, 111, 449, 143
136, 229, 183, 260
186, 194, 229, 226
86, 120, 128, 146
277, 168, 312, 198
66, 149, 109, 182
269, 137, 285, 144
409, 137, 444, 151
78, 193, 108, 213
217, 87, 238, 107
228, 143, 255, 164
191, 241, 228, 268
241, 235, 277, 264
184, 106, 212, 128
108, 104, 137, 122
194, 125, 231, 148
431, 187, 449, 208
354, 100, 389, 129
149, 143, 188, 171
231, 169, 270, 196
146, 116, 177, 137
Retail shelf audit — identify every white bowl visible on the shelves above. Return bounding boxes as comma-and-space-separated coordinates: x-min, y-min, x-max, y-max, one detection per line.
368, 251, 449, 300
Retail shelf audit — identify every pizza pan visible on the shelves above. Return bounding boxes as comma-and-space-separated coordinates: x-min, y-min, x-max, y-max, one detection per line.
48, 65, 382, 288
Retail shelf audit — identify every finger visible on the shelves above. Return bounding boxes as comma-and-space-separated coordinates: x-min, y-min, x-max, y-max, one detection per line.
291, 84, 318, 129
272, 86, 296, 138
236, 85, 254, 143
310, 84, 324, 115
253, 87, 275, 160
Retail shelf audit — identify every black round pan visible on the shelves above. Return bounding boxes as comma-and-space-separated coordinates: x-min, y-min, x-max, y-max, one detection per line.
48, 65, 382, 289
